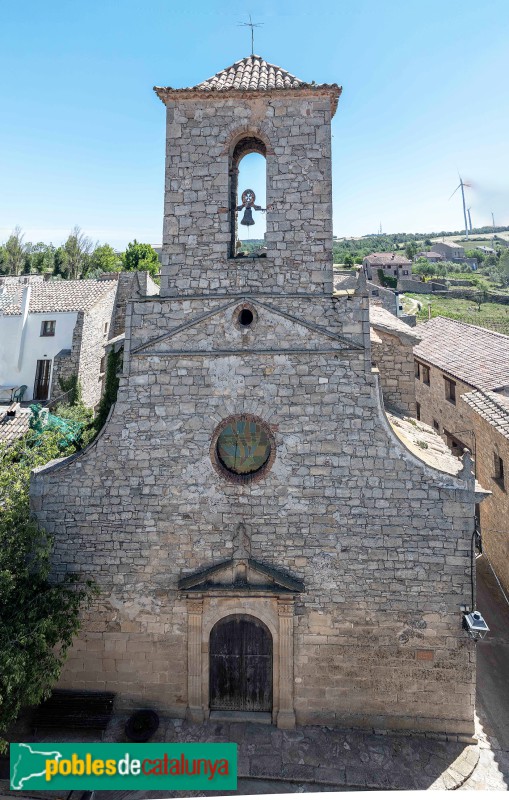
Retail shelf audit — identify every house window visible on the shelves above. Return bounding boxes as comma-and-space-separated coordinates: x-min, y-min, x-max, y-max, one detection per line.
402, 270, 409, 276
416, 402, 421, 421
100, 355, 106, 374
104, 322, 109, 335
494, 454, 505, 489
414, 360, 420, 379
40, 320, 56, 337
422, 365, 430, 386
433, 419, 440, 431
444, 376, 456, 404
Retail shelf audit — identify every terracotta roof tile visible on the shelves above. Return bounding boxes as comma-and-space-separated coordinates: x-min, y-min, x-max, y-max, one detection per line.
414, 317, 509, 391
369, 304, 421, 343
154, 55, 342, 114
0, 407, 31, 445
462, 390, 509, 439
0, 279, 116, 316
364, 252, 412, 266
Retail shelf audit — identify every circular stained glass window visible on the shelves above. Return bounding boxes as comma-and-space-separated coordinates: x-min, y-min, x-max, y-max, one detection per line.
215, 416, 273, 479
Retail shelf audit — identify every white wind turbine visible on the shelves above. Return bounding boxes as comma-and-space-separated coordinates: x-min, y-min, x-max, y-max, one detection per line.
449, 175, 471, 240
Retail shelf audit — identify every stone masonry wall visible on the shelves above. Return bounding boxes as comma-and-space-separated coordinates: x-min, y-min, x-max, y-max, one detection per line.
76, 289, 116, 407
160, 95, 334, 297
415, 363, 475, 452
110, 272, 160, 339
32, 290, 478, 737
468, 411, 509, 592
371, 329, 417, 416
49, 313, 84, 401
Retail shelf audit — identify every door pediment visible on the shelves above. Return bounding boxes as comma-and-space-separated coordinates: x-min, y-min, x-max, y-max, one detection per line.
178, 557, 304, 595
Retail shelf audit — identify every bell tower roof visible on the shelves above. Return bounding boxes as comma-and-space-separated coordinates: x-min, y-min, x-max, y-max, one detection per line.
154, 54, 342, 115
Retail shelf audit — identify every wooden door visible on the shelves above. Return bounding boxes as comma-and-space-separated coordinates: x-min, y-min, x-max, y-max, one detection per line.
34, 359, 52, 401
209, 616, 272, 712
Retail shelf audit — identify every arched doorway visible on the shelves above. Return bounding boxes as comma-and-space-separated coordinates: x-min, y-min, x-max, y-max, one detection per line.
209, 615, 273, 712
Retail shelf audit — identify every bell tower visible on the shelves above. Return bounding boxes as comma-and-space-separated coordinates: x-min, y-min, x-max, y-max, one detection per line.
154, 55, 342, 297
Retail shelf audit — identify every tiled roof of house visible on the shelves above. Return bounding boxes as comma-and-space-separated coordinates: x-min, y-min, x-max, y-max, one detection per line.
462, 390, 509, 439
417, 251, 444, 258
414, 316, 509, 391
0, 279, 116, 316
364, 253, 412, 266
369, 304, 421, 343
154, 55, 342, 114
0, 407, 32, 445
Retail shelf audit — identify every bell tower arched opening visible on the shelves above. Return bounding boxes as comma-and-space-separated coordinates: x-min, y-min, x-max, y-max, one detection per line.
229, 136, 267, 259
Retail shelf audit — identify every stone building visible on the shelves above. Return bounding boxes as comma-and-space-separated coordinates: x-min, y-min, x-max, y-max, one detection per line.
0, 272, 158, 408
414, 316, 509, 593
362, 253, 412, 283
369, 305, 420, 417
32, 55, 485, 738
0, 278, 117, 406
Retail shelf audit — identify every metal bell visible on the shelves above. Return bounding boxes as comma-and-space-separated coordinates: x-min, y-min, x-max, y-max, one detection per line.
240, 207, 255, 227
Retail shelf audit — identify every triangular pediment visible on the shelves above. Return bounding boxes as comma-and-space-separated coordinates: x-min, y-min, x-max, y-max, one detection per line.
132, 297, 362, 357
178, 557, 304, 595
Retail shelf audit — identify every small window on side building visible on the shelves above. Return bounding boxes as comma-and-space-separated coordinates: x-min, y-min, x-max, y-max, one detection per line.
422, 365, 430, 386
444, 376, 456, 404
414, 360, 420, 379
433, 419, 439, 431
100, 355, 106, 374
104, 322, 109, 335
494, 454, 505, 489
40, 320, 56, 337
416, 402, 421, 421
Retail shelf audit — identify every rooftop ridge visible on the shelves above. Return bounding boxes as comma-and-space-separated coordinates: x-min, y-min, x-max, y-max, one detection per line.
154, 54, 342, 115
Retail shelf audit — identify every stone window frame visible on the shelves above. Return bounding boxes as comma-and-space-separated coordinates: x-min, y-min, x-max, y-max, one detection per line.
210, 413, 277, 485
493, 453, 505, 490
185, 597, 296, 729
422, 365, 430, 386
444, 375, 456, 404
233, 302, 258, 331
414, 360, 421, 379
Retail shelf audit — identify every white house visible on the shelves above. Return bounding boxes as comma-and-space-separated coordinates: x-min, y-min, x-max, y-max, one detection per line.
0, 279, 118, 405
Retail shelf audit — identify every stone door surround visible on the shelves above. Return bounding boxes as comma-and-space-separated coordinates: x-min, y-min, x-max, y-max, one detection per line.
186, 596, 296, 728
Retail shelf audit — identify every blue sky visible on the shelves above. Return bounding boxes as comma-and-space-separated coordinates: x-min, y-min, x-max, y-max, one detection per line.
0, 0, 508, 248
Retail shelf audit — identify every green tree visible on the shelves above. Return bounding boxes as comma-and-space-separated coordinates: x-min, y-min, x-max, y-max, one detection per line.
122, 240, 159, 278
63, 226, 94, 279
4, 226, 27, 276
0, 427, 95, 751
413, 259, 435, 280
28, 242, 56, 274
343, 254, 354, 268
405, 241, 418, 261
53, 246, 67, 278
491, 251, 509, 286
88, 243, 122, 275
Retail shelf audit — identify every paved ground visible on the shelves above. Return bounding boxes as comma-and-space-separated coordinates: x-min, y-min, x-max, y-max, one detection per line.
1, 555, 508, 795
458, 554, 509, 790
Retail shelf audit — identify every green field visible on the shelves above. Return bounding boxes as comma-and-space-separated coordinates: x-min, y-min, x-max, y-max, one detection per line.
405, 293, 509, 335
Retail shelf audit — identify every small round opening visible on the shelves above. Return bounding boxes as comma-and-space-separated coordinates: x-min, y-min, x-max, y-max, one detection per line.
238, 308, 254, 327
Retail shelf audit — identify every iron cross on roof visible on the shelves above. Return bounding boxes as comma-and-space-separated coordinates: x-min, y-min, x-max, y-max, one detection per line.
237, 15, 263, 56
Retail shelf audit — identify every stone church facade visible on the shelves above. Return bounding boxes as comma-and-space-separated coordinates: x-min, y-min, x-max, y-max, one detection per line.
32, 56, 483, 738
